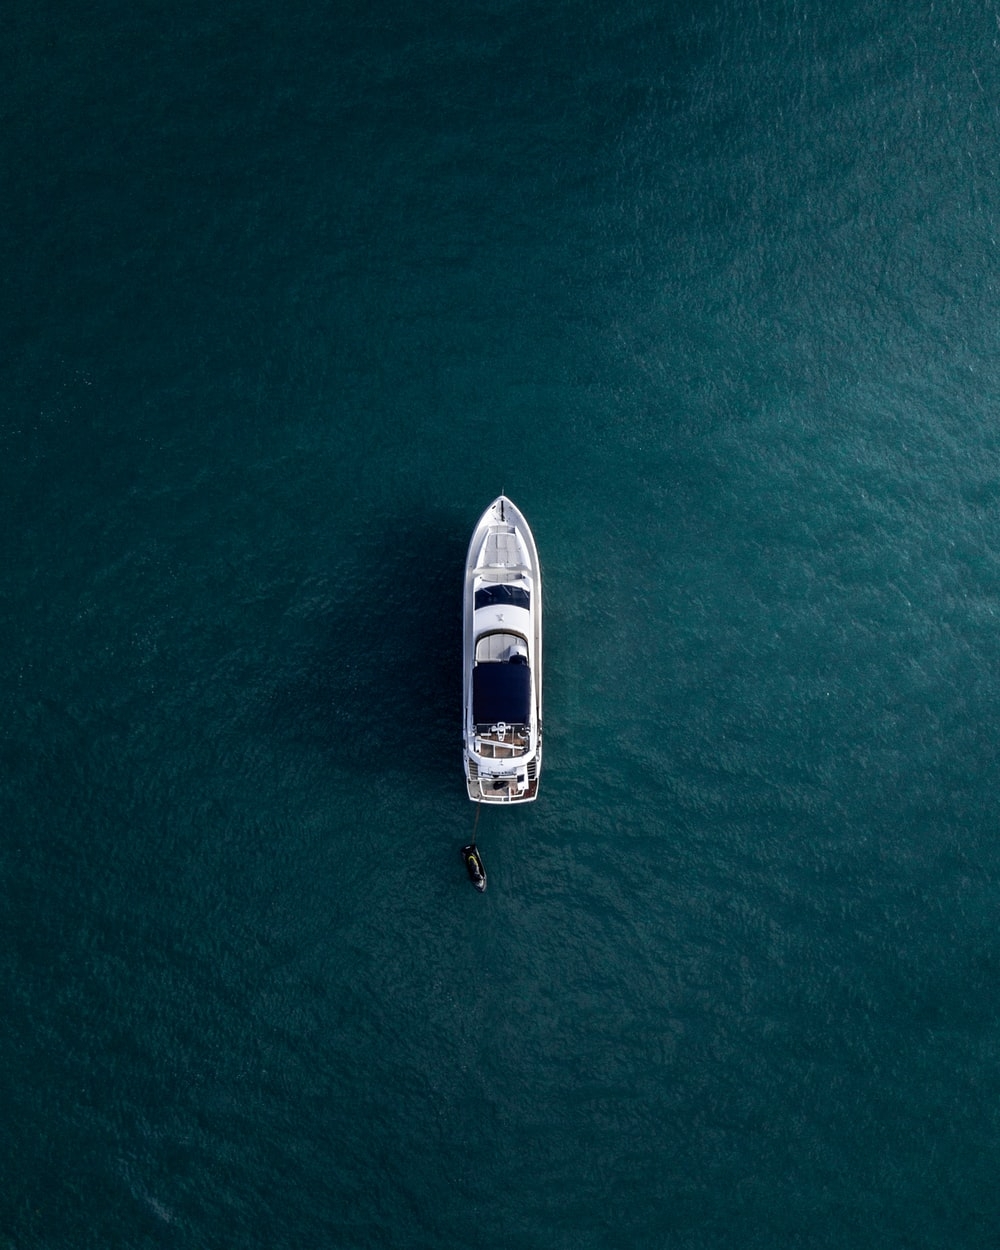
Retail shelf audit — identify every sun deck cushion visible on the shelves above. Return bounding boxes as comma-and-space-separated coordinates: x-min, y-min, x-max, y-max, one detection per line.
474, 585, 530, 611
473, 661, 531, 725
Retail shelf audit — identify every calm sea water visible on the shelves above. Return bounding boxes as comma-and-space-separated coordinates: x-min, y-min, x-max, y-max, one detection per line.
3, 1, 1000, 1246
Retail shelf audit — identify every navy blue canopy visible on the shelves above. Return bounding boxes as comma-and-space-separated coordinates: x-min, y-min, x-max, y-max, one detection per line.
472, 661, 531, 725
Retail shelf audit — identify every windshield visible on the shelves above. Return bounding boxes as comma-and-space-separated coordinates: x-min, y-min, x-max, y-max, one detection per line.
474, 585, 530, 611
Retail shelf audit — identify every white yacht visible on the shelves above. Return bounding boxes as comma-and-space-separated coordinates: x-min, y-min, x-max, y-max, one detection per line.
462, 496, 542, 803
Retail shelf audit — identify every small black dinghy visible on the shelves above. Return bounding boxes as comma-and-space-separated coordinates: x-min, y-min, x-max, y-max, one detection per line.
461, 843, 487, 892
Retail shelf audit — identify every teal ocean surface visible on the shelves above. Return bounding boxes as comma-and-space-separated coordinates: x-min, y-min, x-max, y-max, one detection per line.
3, 1, 1000, 1246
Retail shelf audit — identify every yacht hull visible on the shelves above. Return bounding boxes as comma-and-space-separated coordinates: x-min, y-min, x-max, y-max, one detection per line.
462, 496, 542, 803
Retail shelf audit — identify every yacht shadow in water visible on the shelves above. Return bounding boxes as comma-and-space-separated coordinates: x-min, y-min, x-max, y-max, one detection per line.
265, 504, 466, 783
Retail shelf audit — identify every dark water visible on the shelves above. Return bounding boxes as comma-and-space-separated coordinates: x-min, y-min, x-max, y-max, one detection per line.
4, 1, 1000, 1246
